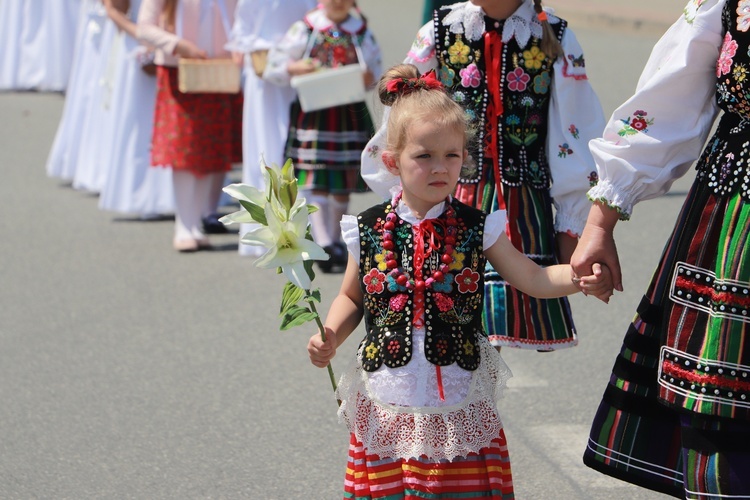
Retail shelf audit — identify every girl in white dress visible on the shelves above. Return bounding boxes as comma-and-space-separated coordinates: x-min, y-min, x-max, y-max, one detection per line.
226, 0, 317, 257
72, 10, 118, 193
46, 0, 109, 181
0, 0, 81, 91
98, 0, 175, 217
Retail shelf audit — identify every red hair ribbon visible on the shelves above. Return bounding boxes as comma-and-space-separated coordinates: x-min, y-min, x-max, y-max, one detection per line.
385, 70, 443, 95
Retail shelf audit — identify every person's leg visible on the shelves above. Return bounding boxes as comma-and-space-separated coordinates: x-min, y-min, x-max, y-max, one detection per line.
172, 170, 199, 252
305, 190, 336, 272
329, 194, 350, 267
192, 171, 222, 248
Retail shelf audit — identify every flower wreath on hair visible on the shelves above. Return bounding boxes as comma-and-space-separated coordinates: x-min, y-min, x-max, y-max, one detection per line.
385, 70, 443, 95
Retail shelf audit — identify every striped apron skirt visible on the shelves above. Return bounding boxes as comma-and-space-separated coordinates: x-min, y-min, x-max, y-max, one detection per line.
344, 433, 514, 499
285, 100, 371, 195
456, 178, 577, 352
582, 171, 750, 498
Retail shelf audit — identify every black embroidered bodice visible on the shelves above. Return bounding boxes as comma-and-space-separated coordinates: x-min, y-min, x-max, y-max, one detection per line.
696, 0, 750, 201
433, 8, 566, 190
357, 199, 487, 372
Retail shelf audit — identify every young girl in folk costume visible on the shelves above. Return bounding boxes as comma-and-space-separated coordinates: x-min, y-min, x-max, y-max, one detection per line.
363, 0, 606, 351
264, 0, 382, 272
571, 0, 750, 497
308, 65, 613, 499
137, 0, 242, 252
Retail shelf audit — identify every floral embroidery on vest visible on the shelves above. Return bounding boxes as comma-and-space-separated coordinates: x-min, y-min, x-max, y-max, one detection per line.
357, 199, 487, 372
304, 20, 366, 68
696, 0, 750, 201
434, 7, 566, 189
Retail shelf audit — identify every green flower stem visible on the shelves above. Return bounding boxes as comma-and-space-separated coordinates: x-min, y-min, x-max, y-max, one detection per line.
306, 293, 340, 405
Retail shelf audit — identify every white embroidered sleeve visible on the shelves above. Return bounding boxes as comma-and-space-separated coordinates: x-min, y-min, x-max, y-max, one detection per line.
587, 0, 724, 218
262, 20, 309, 87
547, 27, 606, 236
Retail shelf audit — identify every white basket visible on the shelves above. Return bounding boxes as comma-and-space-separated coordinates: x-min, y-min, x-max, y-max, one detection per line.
290, 64, 366, 113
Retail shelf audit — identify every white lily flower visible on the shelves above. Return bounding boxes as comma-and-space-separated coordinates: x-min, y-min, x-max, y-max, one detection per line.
242, 202, 328, 289
218, 209, 255, 226
222, 182, 266, 206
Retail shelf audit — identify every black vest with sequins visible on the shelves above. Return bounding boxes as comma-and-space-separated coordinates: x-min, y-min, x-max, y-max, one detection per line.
356, 199, 487, 372
695, 0, 750, 201
434, 7, 566, 190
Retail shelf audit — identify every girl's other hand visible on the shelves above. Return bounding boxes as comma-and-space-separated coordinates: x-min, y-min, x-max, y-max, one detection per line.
174, 39, 207, 59
288, 58, 318, 76
577, 263, 614, 303
307, 327, 338, 368
231, 51, 245, 66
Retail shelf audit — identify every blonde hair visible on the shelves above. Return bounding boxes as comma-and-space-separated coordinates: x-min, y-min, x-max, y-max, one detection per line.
533, 0, 563, 60
378, 64, 469, 157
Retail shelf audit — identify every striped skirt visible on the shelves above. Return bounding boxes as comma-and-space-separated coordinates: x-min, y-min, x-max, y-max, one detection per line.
343, 433, 514, 499
151, 66, 242, 175
286, 100, 372, 194
456, 180, 577, 351
583, 178, 750, 498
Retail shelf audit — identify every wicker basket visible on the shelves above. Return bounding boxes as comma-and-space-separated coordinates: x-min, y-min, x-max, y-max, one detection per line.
178, 58, 241, 94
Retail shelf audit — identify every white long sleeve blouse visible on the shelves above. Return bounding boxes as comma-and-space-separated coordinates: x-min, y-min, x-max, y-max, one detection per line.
586, 0, 724, 217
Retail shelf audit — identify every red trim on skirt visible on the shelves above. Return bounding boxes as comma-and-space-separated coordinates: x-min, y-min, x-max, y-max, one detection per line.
151, 66, 242, 176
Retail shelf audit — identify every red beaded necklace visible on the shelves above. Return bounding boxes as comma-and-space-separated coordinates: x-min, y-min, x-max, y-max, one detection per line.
381, 194, 458, 292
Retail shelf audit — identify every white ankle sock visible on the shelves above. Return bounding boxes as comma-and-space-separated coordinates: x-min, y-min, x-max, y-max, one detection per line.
305, 192, 332, 247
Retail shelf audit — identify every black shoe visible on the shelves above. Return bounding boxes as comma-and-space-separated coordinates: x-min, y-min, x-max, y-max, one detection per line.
202, 213, 228, 234
332, 241, 348, 267
317, 245, 337, 273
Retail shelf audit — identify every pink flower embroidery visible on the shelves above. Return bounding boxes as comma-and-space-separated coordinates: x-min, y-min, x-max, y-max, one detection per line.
738, 0, 750, 32
389, 293, 408, 311
507, 67, 530, 92
364, 269, 386, 294
433, 293, 454, 312
459, 63, 482, 88
456, 268, 480, 294
717, 32, 738, 76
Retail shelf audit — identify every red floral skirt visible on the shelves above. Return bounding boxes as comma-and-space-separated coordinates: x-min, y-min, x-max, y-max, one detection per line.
151, 65, 242, 176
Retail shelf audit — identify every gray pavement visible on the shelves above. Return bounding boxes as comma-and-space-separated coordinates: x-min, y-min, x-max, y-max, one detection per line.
0, 5, 691, 500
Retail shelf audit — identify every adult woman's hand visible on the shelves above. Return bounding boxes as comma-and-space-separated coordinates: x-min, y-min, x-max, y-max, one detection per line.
570, 202, 623, 293
174, 39, 207, 59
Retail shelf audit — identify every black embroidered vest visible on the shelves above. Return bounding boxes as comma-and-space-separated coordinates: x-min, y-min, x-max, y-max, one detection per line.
303, 18, 367, 68
434, 8, 566, 190
695, 0, 750, 202
357, 199, 486, 372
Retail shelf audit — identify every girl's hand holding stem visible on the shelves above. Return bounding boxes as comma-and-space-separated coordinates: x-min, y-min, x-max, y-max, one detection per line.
308, 327, 338, 368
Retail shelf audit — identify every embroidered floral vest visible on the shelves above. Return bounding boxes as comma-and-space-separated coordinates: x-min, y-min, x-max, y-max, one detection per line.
357, 199, 486, 372
304, 18, 366, 68
434, 8, 566, 190
695, 0, 750, 202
